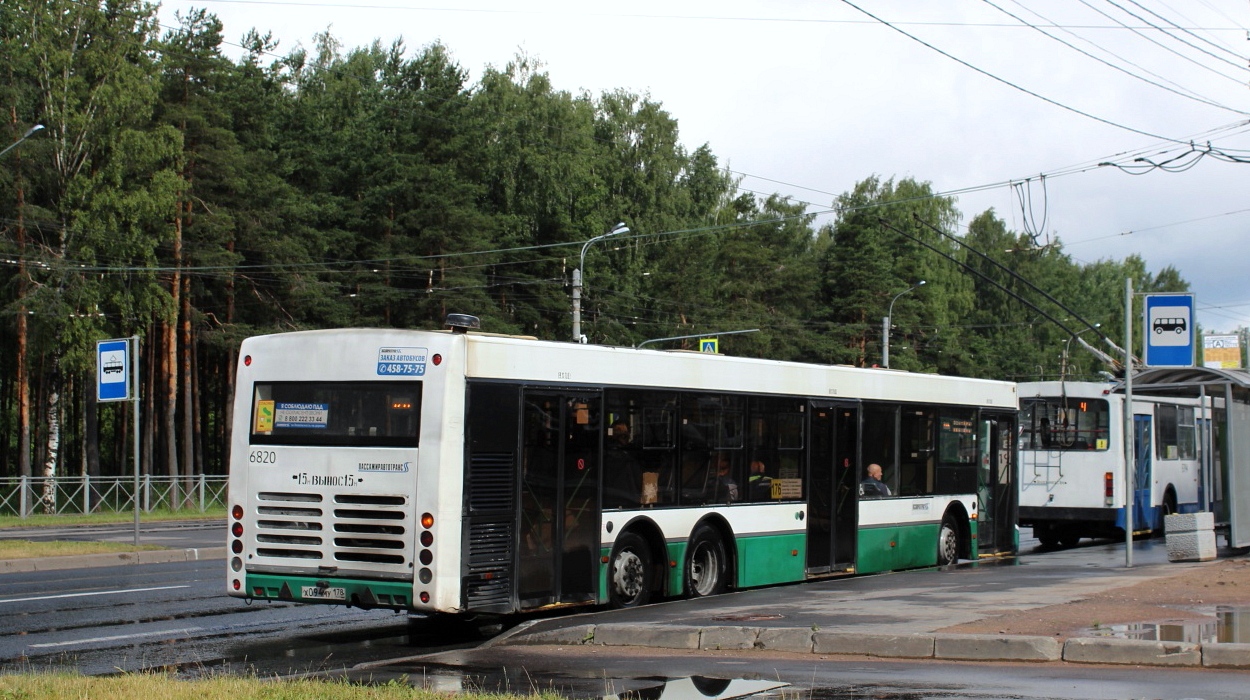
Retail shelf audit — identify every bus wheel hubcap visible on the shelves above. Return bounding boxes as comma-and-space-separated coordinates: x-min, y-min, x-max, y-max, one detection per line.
614, 551, 644, 598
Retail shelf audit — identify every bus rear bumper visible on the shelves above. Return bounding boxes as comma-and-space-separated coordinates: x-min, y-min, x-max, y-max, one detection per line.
242, 572, 415, 610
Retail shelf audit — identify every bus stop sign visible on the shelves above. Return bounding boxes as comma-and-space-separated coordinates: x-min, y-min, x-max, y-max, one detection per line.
97, 338, 131, 402
1144, 293, 1195, 367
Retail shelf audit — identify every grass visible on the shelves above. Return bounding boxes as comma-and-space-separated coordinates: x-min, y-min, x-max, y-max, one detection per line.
0, 539, 168, 560
0, 505, 226, 530
0, 673, 562, 700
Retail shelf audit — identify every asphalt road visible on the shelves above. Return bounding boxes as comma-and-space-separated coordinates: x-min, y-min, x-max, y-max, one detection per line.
3, 524, 1244, 700
0, 557, 468, 676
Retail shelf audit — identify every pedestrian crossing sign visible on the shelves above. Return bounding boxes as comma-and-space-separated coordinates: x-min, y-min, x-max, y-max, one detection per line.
700, 338, 718, 353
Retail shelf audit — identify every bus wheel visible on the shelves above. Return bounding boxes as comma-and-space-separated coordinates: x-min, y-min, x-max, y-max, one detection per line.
686, 525, 728, 597
937, 515, 960, 566
609, 532, 652, 608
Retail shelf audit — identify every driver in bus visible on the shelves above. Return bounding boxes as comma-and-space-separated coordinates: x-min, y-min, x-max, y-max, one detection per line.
860, 463, 891, 498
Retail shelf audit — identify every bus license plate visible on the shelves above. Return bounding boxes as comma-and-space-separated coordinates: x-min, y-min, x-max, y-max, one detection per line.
301, 585, 346, 601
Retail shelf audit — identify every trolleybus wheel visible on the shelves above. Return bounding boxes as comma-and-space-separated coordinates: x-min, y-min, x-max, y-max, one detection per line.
686, 524, 728, 597
609, 532, 652, 608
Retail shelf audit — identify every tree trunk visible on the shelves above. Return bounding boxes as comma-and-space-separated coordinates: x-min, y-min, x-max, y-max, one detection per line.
41, 371, 60, 514
180, 272, 194, 505
13, 107, 32, 479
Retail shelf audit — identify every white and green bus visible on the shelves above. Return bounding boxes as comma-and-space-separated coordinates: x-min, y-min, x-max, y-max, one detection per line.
226, 316, 1018, 615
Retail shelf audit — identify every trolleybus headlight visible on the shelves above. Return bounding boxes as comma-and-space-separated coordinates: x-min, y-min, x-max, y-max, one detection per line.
421, 513, 434, 529
232, 504, 244, 520
232, 522, 244, 537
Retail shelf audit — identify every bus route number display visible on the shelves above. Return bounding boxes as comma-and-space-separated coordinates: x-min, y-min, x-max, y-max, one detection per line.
377, 346, 427, 376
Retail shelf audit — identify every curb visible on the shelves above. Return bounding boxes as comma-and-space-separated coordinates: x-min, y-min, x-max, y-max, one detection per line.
501, 624, 1250, 668
0, 546, 227, 574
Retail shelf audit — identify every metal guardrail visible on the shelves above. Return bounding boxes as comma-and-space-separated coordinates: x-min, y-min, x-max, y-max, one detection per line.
0, 475, 228, 517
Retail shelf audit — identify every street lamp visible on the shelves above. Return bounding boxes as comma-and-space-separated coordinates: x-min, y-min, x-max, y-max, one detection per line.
572, 222, 629, 342
882, 280, 925, 368
0, 124, 45, 159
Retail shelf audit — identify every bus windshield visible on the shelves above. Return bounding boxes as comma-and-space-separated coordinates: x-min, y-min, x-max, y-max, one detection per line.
250, 381, 421, 447
1019, 397, 1109, 451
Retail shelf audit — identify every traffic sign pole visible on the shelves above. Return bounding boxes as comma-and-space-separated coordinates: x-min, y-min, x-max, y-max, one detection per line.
131, 336, 140, 546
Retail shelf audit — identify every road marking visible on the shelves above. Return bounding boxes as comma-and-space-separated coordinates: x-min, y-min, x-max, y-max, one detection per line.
0, 584, 191, 605
28, 626, 204, 649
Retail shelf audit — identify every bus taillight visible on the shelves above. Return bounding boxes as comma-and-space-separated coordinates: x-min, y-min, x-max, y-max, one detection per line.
1104, 472, 1114, 505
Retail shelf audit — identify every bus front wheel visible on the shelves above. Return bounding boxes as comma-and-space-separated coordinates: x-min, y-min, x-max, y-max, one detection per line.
686, 525, 728, 597
937, 515, 960, 566
609, 532, 652, 608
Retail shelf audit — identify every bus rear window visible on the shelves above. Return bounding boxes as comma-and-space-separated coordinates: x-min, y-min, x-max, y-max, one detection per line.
250, 381, 421, 447
1019, 397, 1109, 451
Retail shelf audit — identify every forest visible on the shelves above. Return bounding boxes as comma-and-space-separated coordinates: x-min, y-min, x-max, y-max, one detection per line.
0, 0, 1192, 487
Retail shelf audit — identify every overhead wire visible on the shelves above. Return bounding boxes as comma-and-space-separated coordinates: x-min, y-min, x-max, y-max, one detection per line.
1075, 0, 1249, 85
986, 0, 1248, 114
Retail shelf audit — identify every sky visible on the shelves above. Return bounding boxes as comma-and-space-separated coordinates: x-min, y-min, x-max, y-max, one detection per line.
157, 0, 1250, 335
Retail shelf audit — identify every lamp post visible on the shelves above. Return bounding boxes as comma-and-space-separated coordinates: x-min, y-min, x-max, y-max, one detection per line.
572, 222, 629, 342
882, 280, 925, 368
0, 124, 45, 159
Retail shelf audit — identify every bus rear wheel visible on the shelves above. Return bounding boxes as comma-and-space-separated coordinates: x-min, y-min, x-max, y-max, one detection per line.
686, 525, 728, 597
609, 532, 652, 608
937, 515, 960, 566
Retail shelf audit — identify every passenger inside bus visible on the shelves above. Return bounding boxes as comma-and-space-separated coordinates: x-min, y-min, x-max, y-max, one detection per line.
860, 463, 892, 497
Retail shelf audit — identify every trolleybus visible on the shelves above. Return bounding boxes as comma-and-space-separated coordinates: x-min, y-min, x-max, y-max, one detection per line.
1018, 380, 1203, 547
226, 316, 1018, 616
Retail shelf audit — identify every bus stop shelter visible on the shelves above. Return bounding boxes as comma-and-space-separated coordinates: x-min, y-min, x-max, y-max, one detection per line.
1115, 367, 1250, 548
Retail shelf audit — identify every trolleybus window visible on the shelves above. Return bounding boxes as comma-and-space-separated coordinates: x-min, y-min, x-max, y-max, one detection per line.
1155, 404, 1196, 460
250, 381, 421, 447
1019, 397, 1109, 451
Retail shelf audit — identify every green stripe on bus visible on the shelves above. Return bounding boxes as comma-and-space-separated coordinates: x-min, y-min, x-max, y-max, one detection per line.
245, 573, 413, 608
857, 522, 941, 574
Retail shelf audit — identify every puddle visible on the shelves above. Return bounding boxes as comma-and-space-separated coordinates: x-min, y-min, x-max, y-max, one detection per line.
348, 667, 787, 700
1082, 605, 1250, 644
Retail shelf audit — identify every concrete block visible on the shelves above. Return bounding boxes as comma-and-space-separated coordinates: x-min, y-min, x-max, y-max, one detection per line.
754, 627, 815, 653
699, 625, 759, 650
933, 634, 1061, 662
813, 632, 934, 658
1203, 643, 1250, 668
1166, 530, 1218, 562
1165, 512, 1214, 533
508, 624, 596, 646
1063, 637, 1201, 666
593, 623, 701, 649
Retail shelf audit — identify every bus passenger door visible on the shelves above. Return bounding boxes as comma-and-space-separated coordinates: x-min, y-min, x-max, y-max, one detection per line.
978, 413, 1017, 555
1132, 414, 1153, 532
806, 402, 858, 573
519, 391, 601, 609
